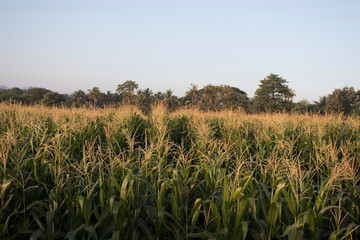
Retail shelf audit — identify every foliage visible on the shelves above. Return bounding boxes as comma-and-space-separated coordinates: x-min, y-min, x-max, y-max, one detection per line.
71, 90, 87, 107
185, 84, 248, 111
1, 77, 360, 115
116, 80, 139, 105
136, 88, 154, 114
87, 87, 103, 106
0, 87, 25, 102
1, 103, 360, 239
163, 89, 179, 112
41, 92, 67, 106
21, 88, 51, 103
183, 84, 201, 107
314, 96, 327, 114
326, 87, 359, 114
253, 73, 295, 112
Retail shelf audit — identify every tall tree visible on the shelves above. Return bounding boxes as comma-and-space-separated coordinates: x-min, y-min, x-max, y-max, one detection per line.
183, 84, 248, 111
184, 84, 201, 107
116, 80, 138, 104
253, 73, 295, 112
72, 90, 87, 107
220, 85, 248, 111
163, 89, 178, 112
0, 87, 25, 102
20, 88, 50, 104
293, 99, 311, 113
136, 88, 154, 114
199, 85, 218, 111
153, 91, 165, 103
104, 90, 117, 106
326, 87, 357, 114
88, 87, 103, 106
314, 96, 327, 114
41, 91, 66, 106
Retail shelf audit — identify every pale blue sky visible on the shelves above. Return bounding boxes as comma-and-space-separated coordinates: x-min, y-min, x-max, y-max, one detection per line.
1, 0, 359, 102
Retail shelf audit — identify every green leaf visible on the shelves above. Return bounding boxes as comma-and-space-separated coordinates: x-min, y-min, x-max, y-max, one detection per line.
235, 199, 249, 226
248, 198, 257, 221
137, 218, 154, 240
273, 180, 286, 203
222, 178, 229, 228
120, 173, 131, 201
340, 224, 360, 240
111, 231, 120, 240
231, 188, 242, 204
210, 200, 221, 230
241, 221, 248, 240
46, 211, 54, 240
158, 182, 167, 207
30, 229, 43, 240
240, 169, 256, 194
66, 224, 86, 240
281, 222, 304, 238
187, 231, 217, 239
190, 198, 202, 231
267, 203, 278, 239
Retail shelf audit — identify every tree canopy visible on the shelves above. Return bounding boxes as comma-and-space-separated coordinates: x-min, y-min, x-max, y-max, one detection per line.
253, 73, 295, 112
325, 87, 359, 114
1, 76, 359, 115
116, 80, 138, 104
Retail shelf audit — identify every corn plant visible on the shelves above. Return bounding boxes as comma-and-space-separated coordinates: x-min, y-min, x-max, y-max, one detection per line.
0, 103, 359, 239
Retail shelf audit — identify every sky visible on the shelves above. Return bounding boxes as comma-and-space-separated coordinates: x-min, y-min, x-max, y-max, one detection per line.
0, 0, 359, 102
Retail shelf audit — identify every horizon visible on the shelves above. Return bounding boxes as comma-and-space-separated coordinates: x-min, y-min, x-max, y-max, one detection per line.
1, 79, 359, 104
1, 1, 360, 102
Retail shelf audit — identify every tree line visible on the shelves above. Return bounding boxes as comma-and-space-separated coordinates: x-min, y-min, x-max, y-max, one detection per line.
1, 73, 360, 115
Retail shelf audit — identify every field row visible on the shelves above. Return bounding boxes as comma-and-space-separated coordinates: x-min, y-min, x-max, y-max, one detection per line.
1, 104, 360, 239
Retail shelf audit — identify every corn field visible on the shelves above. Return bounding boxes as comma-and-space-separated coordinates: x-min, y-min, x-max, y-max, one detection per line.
1, 103, 360, 240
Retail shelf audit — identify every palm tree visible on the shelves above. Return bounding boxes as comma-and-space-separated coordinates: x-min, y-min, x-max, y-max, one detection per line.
72, 90, 87, 107
200, 85, 217, 111
314, 96, 327, 114
88, 87, 102, 106
136, 88, 154, 114
104, 90, 115, 106
164, 89, 177, 112
185, 84, 200, 106
153, 92, 165, 103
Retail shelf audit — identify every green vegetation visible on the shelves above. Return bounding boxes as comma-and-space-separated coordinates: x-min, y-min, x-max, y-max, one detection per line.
2, 74, 360, 115
1, 103, 360, 239
252, 74, 295, 112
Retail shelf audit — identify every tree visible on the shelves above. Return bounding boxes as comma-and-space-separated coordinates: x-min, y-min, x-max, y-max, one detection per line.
136, 88, 154, 114
0, 87, 25, 102
293, 99, 311, 114
314, 96, 327, 114
163, 89, 178, 112
72, 90, 87, 107
183, 84, 201, 107
153, 92, 165, 103
220, 85, 248, 111
326, 87, 357, 114
20, 88, 50, 104
104, 90, 117, 106
88, 87, 103, 106
41, 91, 66, 106
116, 80, 138, 104
199, 85, 218, 111
182, 84, 248, 111
253, 73, 295, 112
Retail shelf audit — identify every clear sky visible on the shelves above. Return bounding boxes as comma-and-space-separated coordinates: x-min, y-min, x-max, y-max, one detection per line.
1, 0, 359, 102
